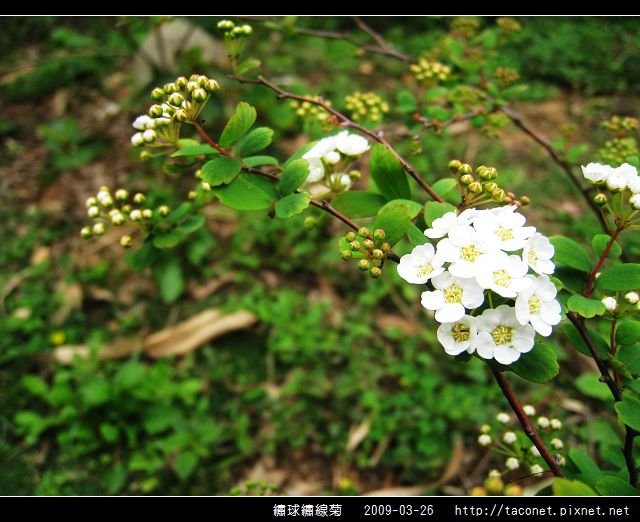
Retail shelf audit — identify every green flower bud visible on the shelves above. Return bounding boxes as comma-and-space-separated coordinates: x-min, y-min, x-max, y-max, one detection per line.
201, 181, 212, 191
175, 76, 188, 89
80, 226, 92, 239
476, 165, 489, 178
187, 81, 198, 93
151, 87, 165, 100
372, 248, 384, 259
129, 209, 142, 221
483, 476, 504, 495
469, 486, 487, 496
92, 222, 106, 236
381, 242, 391, 253
115, 189, 128, 201
110, 212, 125, 225
460, 174, 474, 185
370, 266, 382, 278
345, 231, 357, 242
350, 240, 361, 251
459, 163, 473, 175
363, 239, 375, 250
303, 217, 317, 229
121, 204, 132, 213
205, 79, 220, 93
448, 159, 462, 173
173, 110, 187, 123
120, 235, 133, 248
468, 182, 482, 194
358, 227, 370, 238
140, 151, 152, 161
217, 20, 235, 30
188, 190, 197, 200
148, 104, 164, 117
240, 24, 253, 35
373, 229, 386, 241
85, 197, 97, 208
348, 170, 362, 181
192, 88, 207, 102
164, 82, 178, 93
158, 205, 170, 217
341, 250, 352, 260
168, 92, 184, 106
88, 206, 100, 218
504, 484, 523, 496
358, 259, 370, 271
487, 167, 498, 179
483, 181, 498, 193
142, 209, 153, 219
492, 188, 506, 202
133, 193, 146, 204
594, 193, 608, 206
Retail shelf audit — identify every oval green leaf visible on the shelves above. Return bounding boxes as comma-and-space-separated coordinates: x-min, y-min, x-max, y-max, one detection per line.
370, 144, 411, 201
597, 264, 640, 291
220, 102, 257, 148
332, 191, 387, 218
592, 234, 622, 259
505, 341, 559, 383
201, 157, 242, 187
213, 174, 275, 211
567, 295, 606, 318
237, 127, 273, 157
552, 478, 597, 496
616, 320, 640, 346
275, 193, 311, 218
615, 396, 640, 431
277, 159, 309, 196
550, 236, 592, 273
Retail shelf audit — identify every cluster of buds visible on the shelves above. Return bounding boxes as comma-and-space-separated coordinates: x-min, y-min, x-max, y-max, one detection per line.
449, 160, 530, 207
601, 291, 640, 315
446, 85, 487, 110
494, 66, 520, 87
599, 138, 638, 167
471, 406, 566, 495
601, 115, 639, 138
450, 17, 480, 39
80, 187, 170, 248
410, 59, 451, 85
344, 91, 389, 124
131, 74, 220, 153
340, 228, 391, 279
217, 19, 253, 39
481, 112, 511, 139
496, 17, 522, 35
290, 96, 332, 126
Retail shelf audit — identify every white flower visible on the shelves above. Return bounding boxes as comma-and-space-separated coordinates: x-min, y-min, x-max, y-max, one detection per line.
550, 418, 562, 430
133, 115, 155, 130
142, 129, 157, 143
581, 162, 613, 184
304, 158, 325, 184
503, 431, 517, 444
472, 206, 535, 251
630, 194, 640, 210
606, 170, 627, 191
424, 209, 477, 240
551, 438, 563, 449
334, 131, 370, 156
602, 296, 617, 312
87, 206, 100, 218
496, 412, 510, 424
437, 315, 479, 356
530, 446, 541, 457
522, 232, 555, 275
530, 464, 544, 475
523, 405, 536, 416
476, 252, 531, 298
131, 133, 144, 146
421, 272, 484, 323
488, 469, 501, 478
625, 291, 639, 304
505, 457, 519, 471
537, 416, 550, 428
617, 163, 640, 193
478, 434, 492, 446
515, 275, 561, 336
303, 136, 337, 161
397, 243, 445, 284
476, 305, 535, 365
323, 150, 341, 165
436, 230, 489, 278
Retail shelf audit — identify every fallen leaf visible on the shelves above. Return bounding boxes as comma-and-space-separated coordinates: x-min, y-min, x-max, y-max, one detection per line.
346, 419, 371, 453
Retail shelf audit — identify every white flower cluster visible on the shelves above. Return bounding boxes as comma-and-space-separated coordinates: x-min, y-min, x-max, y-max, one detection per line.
582, 162, 640, 208
302, 131, 370, 193
397, 206, 561, 365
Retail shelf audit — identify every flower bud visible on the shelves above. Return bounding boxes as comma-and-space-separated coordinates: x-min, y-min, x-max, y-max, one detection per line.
602, 296, 617, 312
350, 240, 361, 251
122, 204, 131, 214
92, 222, 105, 236
625, 291, 639, 304
468, 182, 482, 194
240, 25, 253, 35
480, 424, 491, 434
85, 197, 97, 208
496, 412, 510, 424
523, 404, 536, 416
142, 129, 157, 143
158, 205, 170, 217
551, 438, 563, 449
483, 181, 497, 193
348, 170, 361, 181
151, 87, 165, 100
188, 190, 197, 200
323, 151, 341, 165
115, 189, 128, 201
304, 217, 317, 229
519, 196, 530, 206
537, 416, 550, 428
217, 20, 234, 30
530, 445, 541, 457
120, 235, 132, 248
358, 259, 370, 271
478, 434, 492, 446
358, 227, 369, 238
529, 464, 544, 476
505, 457, 519, 471
460, 174, 474, 185
492, 188, 506, 202
381, 242, 391, 253
80, 226, 92, 239
175, 76, 188, 89
88, 206, 100, 218
448, 159, 462, 173
168, 93, 184, 107
372, 248, 384, 259
345, 231, 357, 242
148, 104, 164, 117
192, 88, 207, 102
550, 418, 562, 430
370, 266, 382, 278
483, 476, 504, 495
502, 431, 517, 444
100, 196, 114, 208
173, 110, 187, 123
476, 165, 490, 179
373, 229, 385, 241
187, 81, 198, 93
363, 239, 375, 250
630, 193, 640, 210
205, 79, 219, 93
164, 82, 178, 93
459, 163, 473, 175
129, 209, 142, 221
142, 209, 153, 219
133, 193, 146, 204
110, 212, 125, 225
504, 484, 523, 496
131, 133, 144, 146
469, 486, 486, 496
341, 250, 352, 260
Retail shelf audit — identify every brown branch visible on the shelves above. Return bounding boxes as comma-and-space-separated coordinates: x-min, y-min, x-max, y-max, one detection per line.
624, 428, 639, 489
584, 224, 623, 297
191, 120, 232, 156
500, 106, 610, 233
233, 74, 444, 203
353, 17, 391, 51
491, 368, 563, 477
415, 108, 486, 134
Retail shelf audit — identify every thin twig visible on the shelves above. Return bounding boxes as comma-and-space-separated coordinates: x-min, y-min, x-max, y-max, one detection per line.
584, 223, 623, 297
353, 17, 391, 50
491, 368, 563, 477
233, 74, 444, 203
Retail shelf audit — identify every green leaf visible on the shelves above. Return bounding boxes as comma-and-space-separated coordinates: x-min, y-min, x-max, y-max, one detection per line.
153, 230, 182, 249
615, 395, 640, 431
424, 201, 457, 227
616, 320, 640, 346
406, 224, 429, 246
550, 236, 592, 273
560, 322, 609, 358
237, 127, 273, 157
213, 174, 275, 211
275, 193, 311, 218
424, 86, 448, 102
596, 476, 640, 496
567, 143, 589, 163
171, 144, 219, 157
155, 257, 184, 303
575, 372, 613, 401
369, 144, 411, 201
597, 264, 640, 291
242, 155, 279, 167
568, 448, 602, 487
80, 379, 110, 408
175, 451, 199, 481
396, 90, 417, 114
165, 203, 193, 225
432, 178, 460, 204
617, 344, 640, 375
374, 199, 420, 247
552, 478, 597, 496
236, 57, 261, 75
143, 405, 183, 435
114, 362, 146, 390
425, 106, 450, 121
332, 191, 387, 218
592, 234, 622, 259
505, 341, 559, 383
567, 295, 606, 318
176, 215, 205, 236
201, 157, 242, 187
99, 423, 119, 443
277, 159, 309, 196
126, 242, 156, 272
104, 463, 127, 494
220, 102, 257, 148
22, 375, 48, 398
